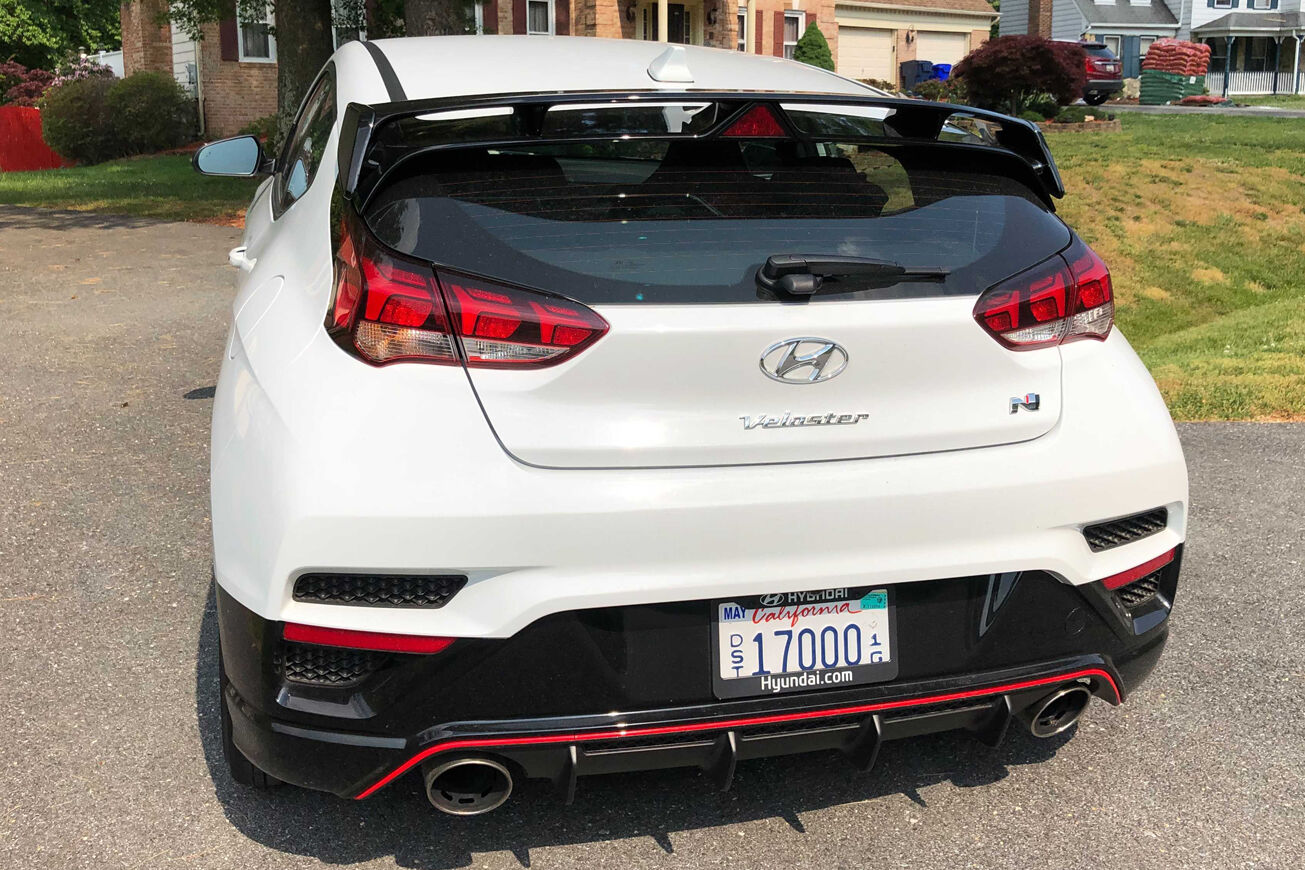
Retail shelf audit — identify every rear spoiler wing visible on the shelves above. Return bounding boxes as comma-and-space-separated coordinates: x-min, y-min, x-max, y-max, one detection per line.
336, 91, 1065, 209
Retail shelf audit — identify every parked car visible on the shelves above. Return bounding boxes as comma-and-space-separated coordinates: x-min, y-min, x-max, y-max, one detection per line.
1072, 40, 1125, 105
194, 35, 1187, 815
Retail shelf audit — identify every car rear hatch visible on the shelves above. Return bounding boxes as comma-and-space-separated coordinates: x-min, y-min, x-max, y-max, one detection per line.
341, 95, 1074, 469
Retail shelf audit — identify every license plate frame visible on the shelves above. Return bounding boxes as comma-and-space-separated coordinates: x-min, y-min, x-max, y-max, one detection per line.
709, 586, 898, 700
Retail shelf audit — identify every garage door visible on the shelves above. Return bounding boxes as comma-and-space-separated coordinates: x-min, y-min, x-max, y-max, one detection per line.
838, 27, 894, 81
916, 31, 969, 66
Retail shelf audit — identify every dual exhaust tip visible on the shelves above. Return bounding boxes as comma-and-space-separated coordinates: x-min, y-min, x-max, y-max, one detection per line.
421, 684, 1093, 815
423, 757, 513, 816
1019, 684, 1093, 738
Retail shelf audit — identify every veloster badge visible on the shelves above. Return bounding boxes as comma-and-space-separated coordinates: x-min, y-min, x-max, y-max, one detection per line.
741, 412, 869, 430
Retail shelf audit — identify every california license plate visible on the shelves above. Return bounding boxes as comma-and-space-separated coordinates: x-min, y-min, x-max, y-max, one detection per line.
710, 587, 897, 699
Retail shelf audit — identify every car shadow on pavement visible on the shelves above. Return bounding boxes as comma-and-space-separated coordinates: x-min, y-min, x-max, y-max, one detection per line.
0, 205, 160, 231
196, 584, 1075, 868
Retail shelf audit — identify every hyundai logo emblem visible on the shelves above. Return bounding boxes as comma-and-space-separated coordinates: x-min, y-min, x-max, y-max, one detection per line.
759, 593, 786, 607
759, 337, 849, 384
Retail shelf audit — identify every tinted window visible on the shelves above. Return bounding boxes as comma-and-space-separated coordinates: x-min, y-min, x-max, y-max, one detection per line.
366, 139, 1069, 305
276, 71, 335, 212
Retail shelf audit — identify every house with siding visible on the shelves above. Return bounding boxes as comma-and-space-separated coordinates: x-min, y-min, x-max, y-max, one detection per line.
1001, 0, 1305, 94
120, 0, 995, 137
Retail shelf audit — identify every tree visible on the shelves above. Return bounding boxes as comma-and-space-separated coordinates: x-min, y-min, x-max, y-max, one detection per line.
267, 0, 334, 141
792, 23, 834, 71
952, 35, 1085, 115
169, 0, 334, 141
0, 0, 122, 70
404, 0, 471, 35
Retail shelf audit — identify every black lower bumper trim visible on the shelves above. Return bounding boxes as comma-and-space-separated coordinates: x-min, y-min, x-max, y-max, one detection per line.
352, 666, 1119, 799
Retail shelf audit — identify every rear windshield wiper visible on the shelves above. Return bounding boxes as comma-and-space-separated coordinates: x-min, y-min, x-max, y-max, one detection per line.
756, 254, 950, 297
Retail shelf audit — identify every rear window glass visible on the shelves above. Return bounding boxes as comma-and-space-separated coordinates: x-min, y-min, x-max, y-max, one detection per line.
365, 138, 1069, 305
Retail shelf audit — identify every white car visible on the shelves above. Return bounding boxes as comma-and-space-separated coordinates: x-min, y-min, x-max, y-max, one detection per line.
195, 36, 1187, 815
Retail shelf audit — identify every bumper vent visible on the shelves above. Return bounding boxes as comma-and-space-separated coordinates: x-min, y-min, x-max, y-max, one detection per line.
293, 573, 466, 608
277, 642, 386, 686
1083, 508, 1168, 552
1115, 574, 1162, 610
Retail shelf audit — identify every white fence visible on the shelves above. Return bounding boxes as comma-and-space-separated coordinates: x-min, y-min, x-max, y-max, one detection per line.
1206, 70, 1300, 95
94, 49, 124, 78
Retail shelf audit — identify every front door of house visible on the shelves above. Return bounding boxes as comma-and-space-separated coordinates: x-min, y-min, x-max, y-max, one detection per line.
668, 4, 689, 44
644, 4, 691, 43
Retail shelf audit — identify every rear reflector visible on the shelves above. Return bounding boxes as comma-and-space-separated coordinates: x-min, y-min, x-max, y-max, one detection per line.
328, 217, 608, 367
1100, 548, 1176, 591
973, 238, 1114, 351
283, 623, 456, 654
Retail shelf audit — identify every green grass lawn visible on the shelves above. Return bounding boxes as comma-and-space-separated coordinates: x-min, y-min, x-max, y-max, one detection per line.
1045, 114, 1305, 420
0, 153, 259, 222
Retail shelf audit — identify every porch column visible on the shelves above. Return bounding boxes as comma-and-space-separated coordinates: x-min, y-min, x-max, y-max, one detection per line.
1295, 34, 1302, 94
1224, 35, 1234, 97
746, 0, 757, 53
658, 0, 668, 41
1273, 37, 1282, 94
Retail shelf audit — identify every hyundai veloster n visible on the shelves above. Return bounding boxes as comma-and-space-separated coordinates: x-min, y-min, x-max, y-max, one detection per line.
196, 36, 1188, 814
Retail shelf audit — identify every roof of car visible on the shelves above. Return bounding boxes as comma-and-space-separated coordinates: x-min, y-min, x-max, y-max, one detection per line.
347, 36, 882, 104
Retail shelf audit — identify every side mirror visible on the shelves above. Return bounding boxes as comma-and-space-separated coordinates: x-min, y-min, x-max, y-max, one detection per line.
193, 135, 271, 177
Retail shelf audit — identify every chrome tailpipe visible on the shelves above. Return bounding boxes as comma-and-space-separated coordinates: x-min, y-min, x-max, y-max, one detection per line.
1019, 685, 1092, 738
422, 757, 513, 816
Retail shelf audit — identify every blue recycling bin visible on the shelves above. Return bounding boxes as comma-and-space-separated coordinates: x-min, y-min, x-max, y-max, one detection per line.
932, 63, 953, 81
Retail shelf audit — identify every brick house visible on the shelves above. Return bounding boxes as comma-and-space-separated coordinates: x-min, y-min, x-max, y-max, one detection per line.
121, 0, 277, 137
120, 0, 994, 137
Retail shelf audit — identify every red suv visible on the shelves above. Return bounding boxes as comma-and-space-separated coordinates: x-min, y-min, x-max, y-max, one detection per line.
1076, 41, 1124, 105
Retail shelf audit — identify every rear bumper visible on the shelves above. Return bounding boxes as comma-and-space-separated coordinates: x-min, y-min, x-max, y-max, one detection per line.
218, 550, 1179, 800
1085, 79, 1124, 94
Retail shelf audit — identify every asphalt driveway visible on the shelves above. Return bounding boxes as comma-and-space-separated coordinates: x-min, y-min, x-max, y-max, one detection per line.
1, 205, 1302, 869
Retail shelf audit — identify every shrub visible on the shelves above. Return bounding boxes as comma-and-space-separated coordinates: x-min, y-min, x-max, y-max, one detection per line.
239, 114, 282, 154
1024, 93, 1060, 120
107, 72, 196, 155
51, 56, 116, 89
1018, 109, 1046, 124
40, 75, 120, 164
0, 62, 55, 106
0, 60, 28, 97
859, 77, 900, 94
913, 77, 968, 104
953, 35, 1085, 115
793, 23, 835, 71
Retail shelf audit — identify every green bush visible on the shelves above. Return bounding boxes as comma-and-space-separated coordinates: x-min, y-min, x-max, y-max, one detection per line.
40, 75, 120, 164
107, 72, 196, 155
1025, 93, 1060, 120
793, 23, 835, 71
1054, 106, 1090, 123
238, 114, 282, 155
1018, 109, 1047, 124
914, 77, 968, 103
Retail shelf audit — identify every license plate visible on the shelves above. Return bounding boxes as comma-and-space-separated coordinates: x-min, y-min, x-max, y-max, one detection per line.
710, 587, 897, 699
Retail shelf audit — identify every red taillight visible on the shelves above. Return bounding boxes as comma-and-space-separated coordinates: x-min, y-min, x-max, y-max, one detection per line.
441, 273, 608, 367
973, 239, 1114, 350
283, 622, 456, 654
1100, 548, 1176, 591
328, 218, 608, 367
